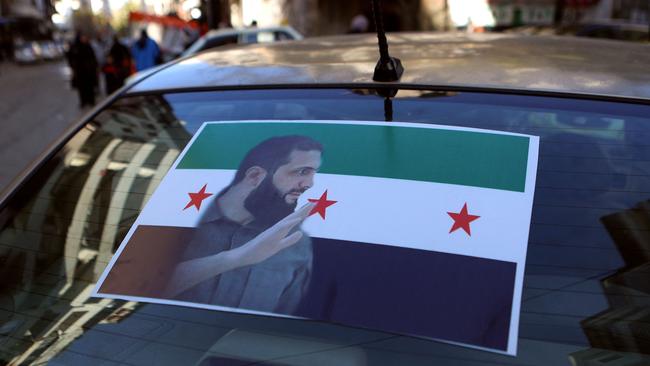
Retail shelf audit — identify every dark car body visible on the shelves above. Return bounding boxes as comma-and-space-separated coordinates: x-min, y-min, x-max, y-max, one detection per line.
0, 33, 649, 365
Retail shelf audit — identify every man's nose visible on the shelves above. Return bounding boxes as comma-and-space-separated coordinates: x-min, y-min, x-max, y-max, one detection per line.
300, 175, 314, 189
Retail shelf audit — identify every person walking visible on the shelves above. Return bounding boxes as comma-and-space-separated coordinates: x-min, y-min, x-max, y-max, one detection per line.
67, 32, 98, 108
131, 29, 160, 72
102, 35, 133, 94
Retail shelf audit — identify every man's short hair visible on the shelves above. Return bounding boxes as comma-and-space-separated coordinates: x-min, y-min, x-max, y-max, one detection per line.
231, 135, 323, 185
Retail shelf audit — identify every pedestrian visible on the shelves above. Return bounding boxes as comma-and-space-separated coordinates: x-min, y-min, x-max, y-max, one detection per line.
102, 35, 133, 94
67, 32, 98, 108
131, 29, 160, 72
0, 26, 13, 63
347, 14, 369, 34
0, 30, 7, 62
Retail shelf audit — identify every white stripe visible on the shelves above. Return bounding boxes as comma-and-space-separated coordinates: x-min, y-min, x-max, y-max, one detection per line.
138, 170, 531, 263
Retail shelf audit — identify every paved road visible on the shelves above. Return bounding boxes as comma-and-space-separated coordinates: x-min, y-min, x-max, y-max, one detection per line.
0, 60, 85, 194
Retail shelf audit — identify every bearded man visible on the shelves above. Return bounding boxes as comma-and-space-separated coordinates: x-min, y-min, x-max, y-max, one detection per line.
166, 135, 322, 313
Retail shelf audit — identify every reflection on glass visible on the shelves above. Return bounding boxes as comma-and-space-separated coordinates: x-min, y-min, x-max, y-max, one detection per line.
569, 200, 650, 364
196, 330, 367, 366
0, 95, 189, 364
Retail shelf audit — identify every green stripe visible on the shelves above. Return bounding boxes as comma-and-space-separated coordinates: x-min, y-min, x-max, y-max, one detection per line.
177, 122, 530, 192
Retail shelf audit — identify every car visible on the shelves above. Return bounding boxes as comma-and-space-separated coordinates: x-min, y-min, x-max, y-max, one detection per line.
38, 40, 63, 60
126, 26, 302, 86
13, 39, 63, 63
0, 32, 649, 365
13, 40, 42, 63
180, 25, 303, 57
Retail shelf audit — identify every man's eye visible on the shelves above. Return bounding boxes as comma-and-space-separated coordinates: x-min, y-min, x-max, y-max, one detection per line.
298, 168, 312, 176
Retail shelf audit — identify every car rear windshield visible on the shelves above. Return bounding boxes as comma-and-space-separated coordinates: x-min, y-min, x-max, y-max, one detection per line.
0, 88, 648, 365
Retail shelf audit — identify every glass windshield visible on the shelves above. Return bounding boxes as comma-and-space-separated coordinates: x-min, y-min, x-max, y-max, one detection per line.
0, 88, 648, 365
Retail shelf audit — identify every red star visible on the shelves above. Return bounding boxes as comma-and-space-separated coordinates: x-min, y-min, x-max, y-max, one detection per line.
447, 203, 480, 236
307, 190, 337, 219
183, 184, 213, 211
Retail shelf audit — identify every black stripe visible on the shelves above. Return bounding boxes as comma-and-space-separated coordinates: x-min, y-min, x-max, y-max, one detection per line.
296, 237, 516, 351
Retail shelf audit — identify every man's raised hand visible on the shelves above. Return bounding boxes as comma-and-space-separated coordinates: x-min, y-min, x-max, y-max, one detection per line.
234, 202, 314, 266
165, 203, 314, 297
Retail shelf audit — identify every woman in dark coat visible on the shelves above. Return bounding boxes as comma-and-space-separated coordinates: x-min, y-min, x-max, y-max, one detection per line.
67, 33, 98, 107
103, 35, 133, 94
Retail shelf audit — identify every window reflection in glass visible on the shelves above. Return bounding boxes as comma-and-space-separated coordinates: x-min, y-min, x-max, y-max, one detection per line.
0, 95, 189, 364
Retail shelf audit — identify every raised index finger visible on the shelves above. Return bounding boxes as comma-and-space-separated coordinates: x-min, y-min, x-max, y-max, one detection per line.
276, 202, 315, 228
295, 201, 315, 219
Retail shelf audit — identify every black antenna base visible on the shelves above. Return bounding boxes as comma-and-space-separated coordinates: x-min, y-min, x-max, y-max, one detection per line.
373, 56, 404, 82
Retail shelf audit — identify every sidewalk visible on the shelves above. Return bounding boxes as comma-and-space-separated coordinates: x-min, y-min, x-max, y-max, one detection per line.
0, 60, 84, 193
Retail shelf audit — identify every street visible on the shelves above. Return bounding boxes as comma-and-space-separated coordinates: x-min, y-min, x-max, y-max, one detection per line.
0, 60, 83, 193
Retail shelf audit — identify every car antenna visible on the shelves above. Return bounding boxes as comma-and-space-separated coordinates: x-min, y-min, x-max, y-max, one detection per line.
371, 0, 404, 82
370, 0, 402, 122
383, 96, 393, 122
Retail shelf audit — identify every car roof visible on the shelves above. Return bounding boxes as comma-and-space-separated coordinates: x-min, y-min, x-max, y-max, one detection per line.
127, 32, 650, 101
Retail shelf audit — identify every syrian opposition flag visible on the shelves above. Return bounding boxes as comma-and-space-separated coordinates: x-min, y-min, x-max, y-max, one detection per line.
95, 120, 538, 356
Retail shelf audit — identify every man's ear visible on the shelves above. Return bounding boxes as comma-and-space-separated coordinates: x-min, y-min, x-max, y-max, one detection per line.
244, 166, 267, 188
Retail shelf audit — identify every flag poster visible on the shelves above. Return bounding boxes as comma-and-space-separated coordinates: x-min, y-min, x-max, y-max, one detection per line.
94, 120, 539, 355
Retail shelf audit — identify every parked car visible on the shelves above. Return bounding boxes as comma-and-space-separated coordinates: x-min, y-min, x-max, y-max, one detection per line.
38, 40, 63, 60
125, 26, 302, 88
13, 40, 42, 63
181, 25, 303, 57
0, 33, 649, 365
13, 39, 63, 63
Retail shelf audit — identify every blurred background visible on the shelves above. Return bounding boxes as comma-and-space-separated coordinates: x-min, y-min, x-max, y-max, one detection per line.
0, 0, 649, 192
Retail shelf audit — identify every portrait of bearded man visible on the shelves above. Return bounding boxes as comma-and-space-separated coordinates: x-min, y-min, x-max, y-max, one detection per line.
165, 135, 323, 313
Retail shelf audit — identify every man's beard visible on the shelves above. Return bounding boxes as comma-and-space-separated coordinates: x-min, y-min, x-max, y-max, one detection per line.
244, 177, 303, 228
